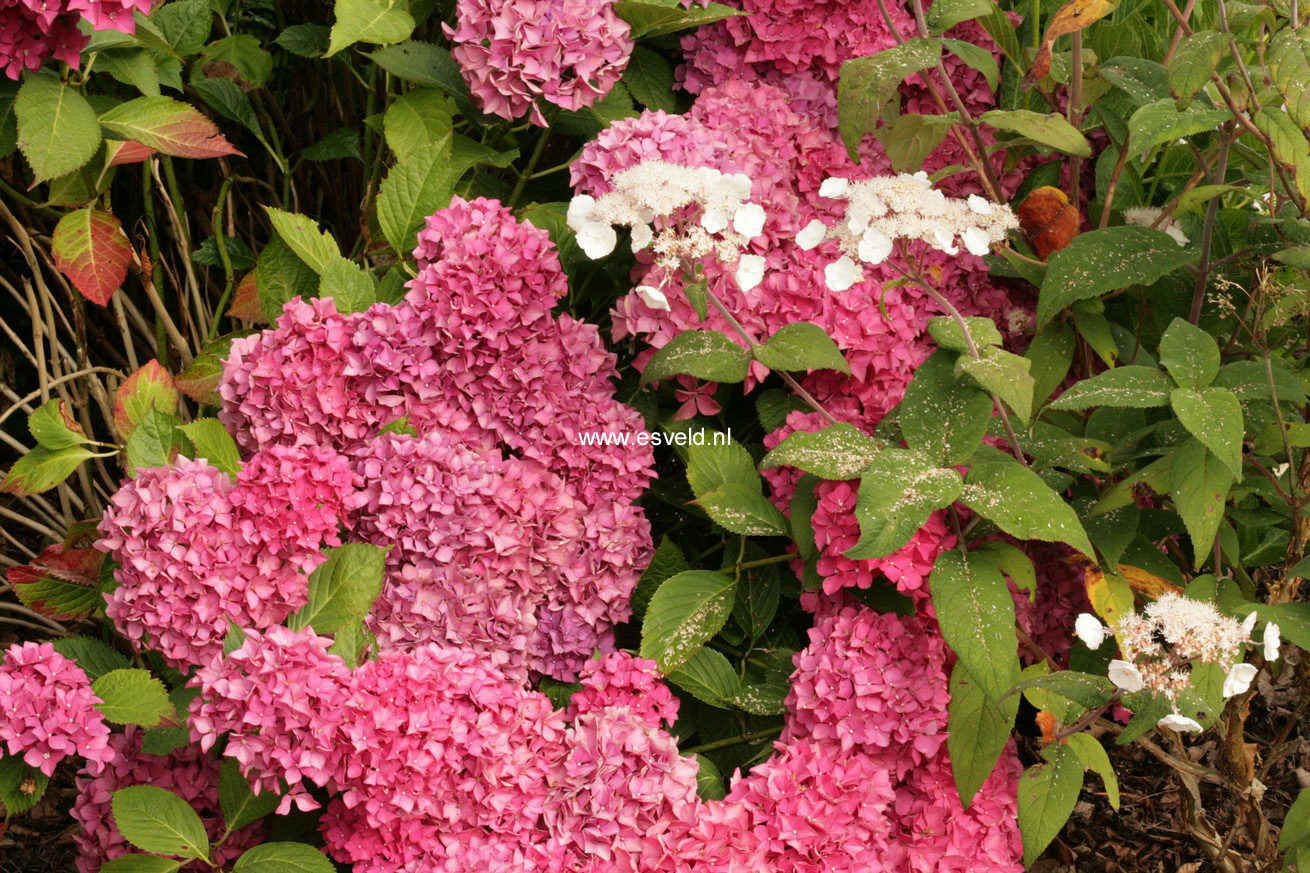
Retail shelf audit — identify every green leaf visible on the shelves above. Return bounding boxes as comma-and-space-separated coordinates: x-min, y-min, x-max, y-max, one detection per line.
1272, 245, 1310, 269
1171, 387, 1243, 478
1255, 108, 1310, 202
1007, 671, 1115, 712
640, 570, 737, 674
383, 88, 452, 163
99, 856, 183, 873
928, 316, 1003, 354
52, 637, 130, 679
1018, 744, 1084, 866
28, 398, 90, 450
177, 331, 256, 405
125, 408, 185, 473
730, 676, 788, 715
0, 754, 49, 814
0, 81, 17, 158
623, 45, 677, 113
753, 322, 849, 374
327, 0, 415, 56
615, 0, 745, 39
631, 537, 689, 619
948, 663, 1018, 807
666, 646, 740, 708
1127, 99, 1231, 158
287, 544, 388, 635
219, 759, 280, 831
97, 48, 161, 97
112, 785, 209, 859
15, 71, 102, 184
759, 423, 883, 480
377, 140, 458, 254
959, 459, 1095, 558
275, 24, 330, 58
263, 207, 339, 275
1100, 56, 1171, 105
694, 755, 726, 801
93, 669, 174, 727
878, 112, 958, 174
641, 330, 751, 386
232, 842, 335, 873
1026, 323, 1076, 408
930, 549, 1021, 703
52, 207, 134, 306
302, 128, 362, 162
554, 83, 639, 136
191, 78, 260, 137
847, 449, 963, 560
1158, 317, 1220, 389
180, 419, 241, 475
114, 360, 179, 441
898, 350, 993, 465
732, 565, 780, 640
1064, 732, 1119, 810
13, 571, 99, 620
366, 42, 469, 102
255, 237, 319, 321
99, 96, 239, 159
140, 727, 190, 756
328, 619, 373, 667
973, 540, 1038, 600
1168, 31, 1231, 109
980, 109, 1091, 157
202, 34, 272, 87
151, 0, 210, 55
686, 434, 757, 497
1048, 365, 1173, 410
319, 255, 376, 313
1267, 26, 1310, 132
1280, 787, 1310, 851
1, 444, 96, 495
956, 347, 1035, 423
1170, 438, 1232, 568
697, 482, 790, 536
837, 38, 942, 158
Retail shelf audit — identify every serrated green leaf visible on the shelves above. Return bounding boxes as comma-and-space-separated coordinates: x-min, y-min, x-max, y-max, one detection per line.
1168, 31, 1231, 109
667, 646, 739, 708
15, 71, 102, 184
759, 423, 883, 480
180, 419, 240, 474
928, 316, 1003, 354
694, 755, 726, 800
631, 537, 689, 619
255, 236, 319, 321
99, 855, 183, 873
1048, 365, 1173, 410
0, 754, 49, 814
1171, 387, 1243, 478
624, 45, 677, 113
1038, 226, 1196, 326
948, 663, 1018, 807
697, 482, 790, 536
930, 549, 1021, 704
383, 89, 452, 163
93, 669, 174, 727
28, 398, 90, 450
615, 0, 745, 39
642, 330, 751, 386
1018, 744, 1084, 866
1158, 317, 1220, 389
1007, 671, 1115, 712
686, 434, 757, 497
956, 347, 1035, 423
99, 96, 239, 159
140, 727, 190, 756
319, 255, 376, 313
878, 112, 958, 174
202, 34, 272, 88
1255, 108, 1310, 202
981, 109, 1091, 156
640, 570, 737, 674
287, 544, 387, 635
959, 459, 1095, 557
1170, 438, 1232, 568
219, 759, 280, 831
837, 38, 942, 158
377, 140, 457, 254
52, 637, 130, 679
275, 24, 330, 58
232, 842, 335, 873
847, 449, 963, 560
263, 207, 339, 275
898, 350, 993, 465
125, 408, 185, 474
112, 785, 210, 859
1127, 99, 1230, 158
1, 444, 97, 496
327, 0, 415, 56
1268, 26, 1310, 132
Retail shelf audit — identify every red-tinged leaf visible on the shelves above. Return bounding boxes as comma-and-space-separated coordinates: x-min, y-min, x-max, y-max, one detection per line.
114, 360, 179, 441
99, 96, 243, 160
176, 331, 255, 405
6, 543, 104, 620
226, 271, 264, 322
105, 139, 157, 167
52, 209, 133, 306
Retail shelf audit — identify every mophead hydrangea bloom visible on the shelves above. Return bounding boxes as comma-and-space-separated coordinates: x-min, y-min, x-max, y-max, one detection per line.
70, 729, 264, 873
0, 642, 113, 778
567, 652, 680, 729
0, 0, 153, 80
445, 0, 633, 125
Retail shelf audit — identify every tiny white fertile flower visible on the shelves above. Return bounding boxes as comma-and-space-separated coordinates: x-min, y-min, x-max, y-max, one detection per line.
733, 203, 766, 239
824, 256, 860, 292
819, 177, 850, 198
1265, 622, 1281, 661
567, 194, 598, 230
1158, 713, 1204, 732
931, 227, 959, 256
1108, 660, 1145, 692
577, 222, 617, 259
636, 285, 670, 311
701, 208, 729, 234
630, 222, 653, 252
857, 228, 893, 265
1241, 611, 1258, 636
963, 226, 992, 257
1223, 663, 1258, 698
967, 194, 993, 215
736, 254, 766, 291
1074, 613, 1106, 650
797, 219, 827, 251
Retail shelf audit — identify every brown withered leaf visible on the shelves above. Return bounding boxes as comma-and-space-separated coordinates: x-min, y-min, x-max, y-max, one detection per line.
1025, 0, 1116, 85
1018, 186, 1080, 260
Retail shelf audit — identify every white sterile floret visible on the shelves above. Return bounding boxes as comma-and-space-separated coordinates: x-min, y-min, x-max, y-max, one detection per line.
636, 285, 671, 311
1223, 663, 1258, 698
1241, 611, 1258, 636
931, 227, 959, 256
1265, 622, 1281, 661
967, 194, 993, 215
566, 194, 598, 230
819, 177, 850, 198
701, 209, 730, 234
797, 219, 827, 251
1074, 613, 1106, 650
733, 203, 766, 239
857, 229, 893, 265
725, 173, 753, 200
1124, 206, 1188, 247
1157, 713, 1204, 732
963, 226, 993, 257
1108, 660, 1145, 692
736, 254, 766, 291
630, 222, 653, 252
824, 256, 861, 292
577, 222, 617, 258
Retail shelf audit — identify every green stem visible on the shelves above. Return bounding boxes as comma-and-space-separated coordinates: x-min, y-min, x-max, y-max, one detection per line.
508, 128, 552, 209
717, 553, 795, 574
682, 726, 784, 756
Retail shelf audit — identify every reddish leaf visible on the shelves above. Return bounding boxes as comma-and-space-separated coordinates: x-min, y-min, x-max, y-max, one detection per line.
114, 360, 179, 440
1018, 186, 1080, 261
98, 96, 243, 160
226, 270, 265, 323
1024, 0, 1115, 85
176, 331, 254, 405
105, 139, 157, 167
6, 542, 104, 620
51, 208, 133, 306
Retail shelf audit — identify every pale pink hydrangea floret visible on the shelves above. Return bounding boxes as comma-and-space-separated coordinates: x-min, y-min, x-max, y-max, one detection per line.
0, 642, 113, 778
445, 0, 632, 125
70, 729, 263, 873
567, 652, 680, 728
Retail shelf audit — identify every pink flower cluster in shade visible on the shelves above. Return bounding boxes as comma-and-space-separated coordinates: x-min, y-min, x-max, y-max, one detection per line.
0, 642, 113, 778
445, 0, 632, 125
70, 729, 264, 873
0, 0, 152, 80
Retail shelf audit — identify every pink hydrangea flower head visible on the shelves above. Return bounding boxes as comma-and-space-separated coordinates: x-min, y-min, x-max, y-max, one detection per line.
567, 651, 679, 728
70, 729, 263, 873
1, 0, 153, 78
570, 110, 737, 197
0, 642, 113, 778
65, 0, 152, 33
445, 0, 633, 125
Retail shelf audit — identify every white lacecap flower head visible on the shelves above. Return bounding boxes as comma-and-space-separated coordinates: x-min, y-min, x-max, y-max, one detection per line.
736, 254, 766, 292
1107, 659, 1145, 692
630, 222, 653, 252
733, 203, 766, 239
576, 222, 617, 259
967, 194, 993, 216
1264, 622, 1281, 661
824, 256, 861, 292
857, 228, 893, 265
1158, 713, 1204, 732
1222, 663, 1258, 698
796, 219, 827, 251
636, 285, 671, 311
701, 208, 730, 234
1074, 613, 1106, 650
819, 177, 850, 198
567, 194, 598, 231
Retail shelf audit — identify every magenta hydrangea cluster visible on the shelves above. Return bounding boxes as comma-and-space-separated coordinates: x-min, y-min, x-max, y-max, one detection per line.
445, 0, 633, 125
0, 642, 113, 778
0, 0, 153, 79
70, 729, 264, 873
566, 652, 680, 729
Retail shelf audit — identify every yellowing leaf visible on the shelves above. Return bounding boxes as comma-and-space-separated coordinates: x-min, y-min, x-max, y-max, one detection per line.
1026, 0, 1116, 85
1084, 564, 1134, 625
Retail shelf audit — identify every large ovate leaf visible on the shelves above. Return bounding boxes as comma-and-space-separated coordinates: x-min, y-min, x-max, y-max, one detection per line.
980, 109, 1091, 156
263, 207, 339, 274
956, 347, 1035, 423
615, 0, 745, 39
1167, 31, 1231, 109
930, 550, 1021, 703
92, 669, 175, 727
1066, 733, 1120, 810
180, 419, 241, 475
52, 209, 133, 306
114, 360, 179, 441
760, 423, 883, 480
696, 482, 790, 536
960, 459, 1094, 557
382, 89, 452, 163
99, 856, 183, 873
631, 537, 689, 619
327, 0, 415, 56
685, 434, 759, 497
288, 544, 388, 635
1048, 365, 1172, 410
640, 570, 737, 674
878, 112, 958, 174
847, 449, 963, 560
1170, 387, 1243, 478
948, 663, 1019, 807
15, 71, 102, 183
642, 330, 751, 386
1158, 317, 1220, 389
1268, 26, 1310, 132
28, 398, 89, 450
112, 785, 210, 859
898, 350, 993, 465
1038, 226, 1196, 326
1, 445, 96, 496
1170, 438, 1232, 568
837, 38, 942, 158
1127, 99, 1230, 158
666, 646, 740, 708
377, 140, 458, 254
753, 322, 849, 373
1018, 743, 1084, 866
99, 97, 240, 159
51, 637, 130, 679
232, 842, 335, 873
219, 759, 280, 831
